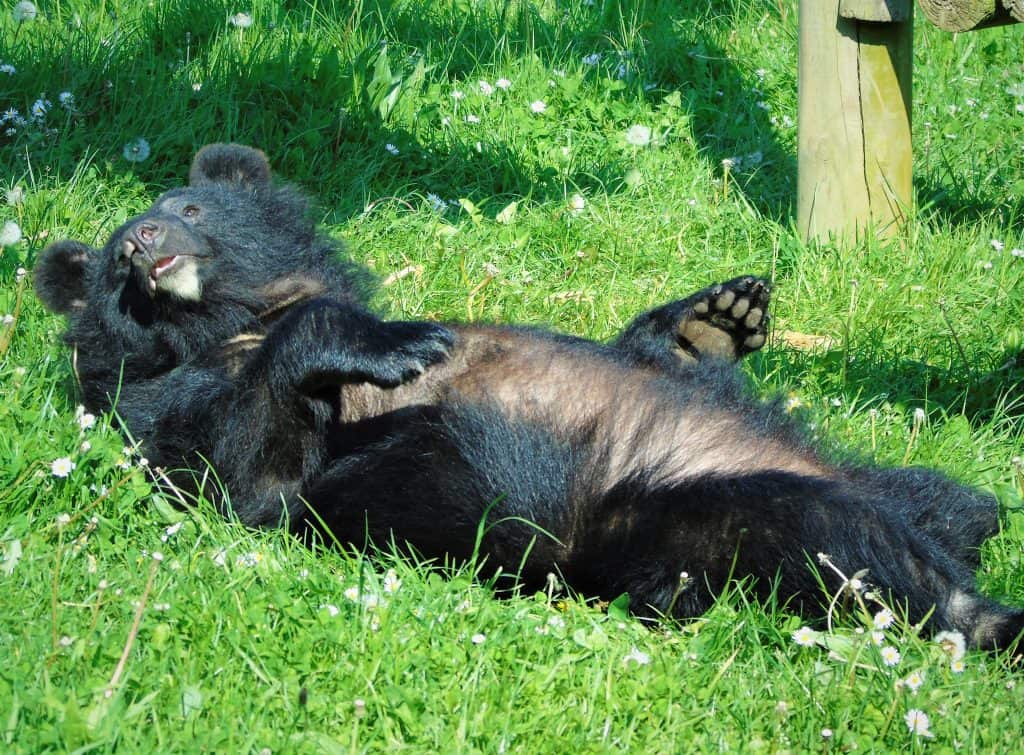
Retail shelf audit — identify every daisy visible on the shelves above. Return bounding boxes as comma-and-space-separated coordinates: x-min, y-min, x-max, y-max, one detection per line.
31, 98, 51, 120
903, 670, 924, 693
792, 626, 816, 647
384, 143, 399, 155
426, 193, 446, 213
904, 709, 933, 738
51, 457, 76, 478
873, 608, 895, 629
382, 569, 402, 594
880, 645, 901, 667
623, 647, 651, 665
471, 633, 486, 644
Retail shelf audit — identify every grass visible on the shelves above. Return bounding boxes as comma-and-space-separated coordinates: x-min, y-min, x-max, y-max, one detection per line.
2, 0, 1024, 750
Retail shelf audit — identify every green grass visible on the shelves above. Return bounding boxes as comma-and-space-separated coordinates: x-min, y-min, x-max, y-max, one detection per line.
2, 0, 1024, 750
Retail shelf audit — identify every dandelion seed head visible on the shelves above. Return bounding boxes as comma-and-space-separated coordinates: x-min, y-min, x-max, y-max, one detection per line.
991, 239, 1005, 252
568, 193, 586, 215
624, 124, 652, 147
5, 186, 25, 205
0, 64, 16, 75
495, 78, 511, 90
321, 603, 340, 617
530, 100, 546, 114
478, 80, 494, 95
451, 90, 464, 100
13, 2, 38, 22
471, 632, 486, 644
935, 630, 966, 661
229, 12, 253, 28
122, 138, 152, 163
623, 646, 651, 665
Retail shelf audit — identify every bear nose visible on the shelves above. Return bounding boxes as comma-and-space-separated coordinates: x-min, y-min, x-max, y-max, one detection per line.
135, 222, 161, 244
122, 221, 164, 260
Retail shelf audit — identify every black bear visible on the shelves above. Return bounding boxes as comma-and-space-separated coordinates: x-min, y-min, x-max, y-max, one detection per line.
35, 144, 1022, 650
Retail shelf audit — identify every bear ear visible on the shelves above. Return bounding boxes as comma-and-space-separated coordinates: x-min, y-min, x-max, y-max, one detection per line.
34, 240, 96, 315
189, 143, 272, 189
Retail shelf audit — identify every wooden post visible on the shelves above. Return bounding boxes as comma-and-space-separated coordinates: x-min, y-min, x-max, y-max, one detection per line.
797, 0, 913, 242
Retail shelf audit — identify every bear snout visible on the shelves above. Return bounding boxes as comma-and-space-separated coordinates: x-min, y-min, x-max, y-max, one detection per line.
122, 221, 165, 261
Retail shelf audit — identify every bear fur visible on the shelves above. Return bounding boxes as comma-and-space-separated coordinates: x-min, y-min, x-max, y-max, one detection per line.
34, 143, 1023, 650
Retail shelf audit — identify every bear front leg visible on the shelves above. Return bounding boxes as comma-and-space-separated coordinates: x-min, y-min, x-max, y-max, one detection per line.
259, 299, 454, 399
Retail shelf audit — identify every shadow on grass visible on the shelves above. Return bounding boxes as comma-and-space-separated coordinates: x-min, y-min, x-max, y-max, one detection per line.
758, 341, 1024, 423
2, 0, 795, 224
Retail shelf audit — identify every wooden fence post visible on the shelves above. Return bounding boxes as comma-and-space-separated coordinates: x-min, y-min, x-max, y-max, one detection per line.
797, 0, 913, 242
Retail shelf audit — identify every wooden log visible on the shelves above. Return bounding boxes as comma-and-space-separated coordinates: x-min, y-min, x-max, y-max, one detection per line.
916, 0, 1017, 30
797, 1, 913, 242
840, 0, 911, 22
1006, 0, 1024, 23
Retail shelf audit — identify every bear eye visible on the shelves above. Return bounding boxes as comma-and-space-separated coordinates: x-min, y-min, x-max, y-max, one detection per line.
182, 205, 200, 219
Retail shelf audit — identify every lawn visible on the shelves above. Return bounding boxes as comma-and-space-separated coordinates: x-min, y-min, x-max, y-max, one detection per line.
2, 0, 1024, 750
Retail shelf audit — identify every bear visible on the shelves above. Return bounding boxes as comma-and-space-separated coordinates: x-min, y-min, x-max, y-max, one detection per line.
34, 143, 1022, 650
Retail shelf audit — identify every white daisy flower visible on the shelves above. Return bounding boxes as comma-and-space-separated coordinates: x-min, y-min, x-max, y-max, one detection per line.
51, 457, 76, 478
623, 647, 651, 665
904, 709, 933, 738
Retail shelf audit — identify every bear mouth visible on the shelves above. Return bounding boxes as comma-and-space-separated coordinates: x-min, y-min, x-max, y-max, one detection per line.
148, 255, 181, 291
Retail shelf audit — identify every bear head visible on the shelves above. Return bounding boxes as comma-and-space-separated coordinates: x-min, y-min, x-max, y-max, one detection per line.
34, 144, 368, 399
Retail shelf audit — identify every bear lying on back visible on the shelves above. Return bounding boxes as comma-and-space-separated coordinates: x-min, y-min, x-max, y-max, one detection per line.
35, 143, 1023, 650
